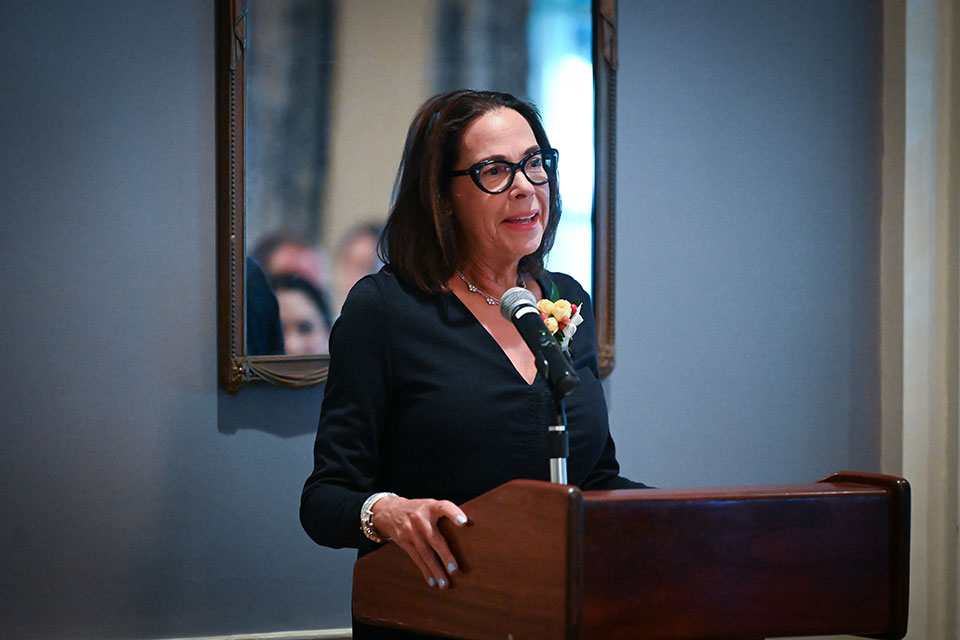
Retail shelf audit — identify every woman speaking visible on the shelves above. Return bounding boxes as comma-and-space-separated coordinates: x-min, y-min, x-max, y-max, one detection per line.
300, 89, 645, 639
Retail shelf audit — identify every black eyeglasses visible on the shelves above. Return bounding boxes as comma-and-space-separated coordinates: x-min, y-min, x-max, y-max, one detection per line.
451, 148, 558, 195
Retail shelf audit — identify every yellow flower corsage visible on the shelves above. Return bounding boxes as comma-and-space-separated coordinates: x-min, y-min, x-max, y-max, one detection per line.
537, 297, 583, 353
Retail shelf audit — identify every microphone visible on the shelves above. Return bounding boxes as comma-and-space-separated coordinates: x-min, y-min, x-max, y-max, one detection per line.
500, 287, 579, 397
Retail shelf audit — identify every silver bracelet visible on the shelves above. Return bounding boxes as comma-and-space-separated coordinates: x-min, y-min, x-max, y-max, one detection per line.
360, 492, 397, 543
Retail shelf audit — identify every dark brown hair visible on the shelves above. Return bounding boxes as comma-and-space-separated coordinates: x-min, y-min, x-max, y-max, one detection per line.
378, 90, 561, 293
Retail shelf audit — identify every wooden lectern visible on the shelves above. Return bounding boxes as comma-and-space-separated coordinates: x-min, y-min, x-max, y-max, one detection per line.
353, 472, 909, 639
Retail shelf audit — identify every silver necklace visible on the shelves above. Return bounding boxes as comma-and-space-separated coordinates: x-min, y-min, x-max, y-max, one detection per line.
456, 270, 524, 305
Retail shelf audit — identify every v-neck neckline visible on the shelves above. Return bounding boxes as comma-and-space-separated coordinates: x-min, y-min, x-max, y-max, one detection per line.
448, 272, 550, 388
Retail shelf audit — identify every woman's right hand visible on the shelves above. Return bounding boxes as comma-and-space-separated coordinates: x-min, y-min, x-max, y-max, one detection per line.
371, 495, 469, 589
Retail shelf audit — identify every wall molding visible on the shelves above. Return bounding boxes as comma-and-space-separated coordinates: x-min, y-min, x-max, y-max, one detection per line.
881, 0, 960, 638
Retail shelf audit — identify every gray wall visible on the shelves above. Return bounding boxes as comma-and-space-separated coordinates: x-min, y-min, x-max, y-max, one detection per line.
608, 0, 882, 488
0, 1, 880, 639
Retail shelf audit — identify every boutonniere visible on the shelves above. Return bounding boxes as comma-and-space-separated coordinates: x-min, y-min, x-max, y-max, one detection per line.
537, 289, 583, 354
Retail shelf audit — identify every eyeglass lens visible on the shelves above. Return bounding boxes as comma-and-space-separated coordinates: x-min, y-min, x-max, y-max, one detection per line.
478, 152, 550, 193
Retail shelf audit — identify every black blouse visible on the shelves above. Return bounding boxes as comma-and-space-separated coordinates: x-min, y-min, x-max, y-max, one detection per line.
300, 267, 643, 557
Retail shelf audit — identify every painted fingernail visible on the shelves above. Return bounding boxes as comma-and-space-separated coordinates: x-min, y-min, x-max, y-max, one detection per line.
456, 515, 467, 524
447, 562, 457, 573
438, 577, 448, 588
428, 577, 436, 587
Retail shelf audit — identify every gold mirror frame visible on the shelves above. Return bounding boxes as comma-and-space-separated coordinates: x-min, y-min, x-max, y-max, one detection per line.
216, 0, 618, 392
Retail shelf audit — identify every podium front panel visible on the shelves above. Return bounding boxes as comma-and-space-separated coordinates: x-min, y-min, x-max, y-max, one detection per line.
580, 480, 906, 639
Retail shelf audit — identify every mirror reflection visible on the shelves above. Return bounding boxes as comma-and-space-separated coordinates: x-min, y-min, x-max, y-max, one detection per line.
243, 0, 594, 356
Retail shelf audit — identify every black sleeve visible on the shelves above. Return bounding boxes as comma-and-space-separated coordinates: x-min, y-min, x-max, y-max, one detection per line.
299, 276, 392, 551
581, 432, 650, 490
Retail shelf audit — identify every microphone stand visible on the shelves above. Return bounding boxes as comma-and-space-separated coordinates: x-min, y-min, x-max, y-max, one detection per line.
547, 394, 569, 484
533, 353, 575, 485
499, 288, 579, 486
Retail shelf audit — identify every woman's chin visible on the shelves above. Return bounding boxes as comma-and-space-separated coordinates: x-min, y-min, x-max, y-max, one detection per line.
504, 237, 544, 262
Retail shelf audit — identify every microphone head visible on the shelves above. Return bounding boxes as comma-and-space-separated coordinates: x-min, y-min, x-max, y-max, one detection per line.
500, 286, 538, 321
